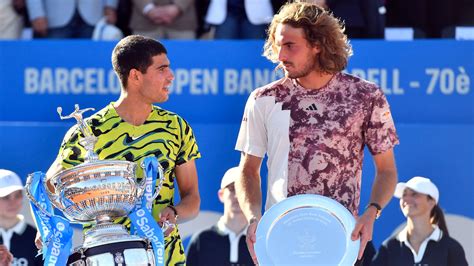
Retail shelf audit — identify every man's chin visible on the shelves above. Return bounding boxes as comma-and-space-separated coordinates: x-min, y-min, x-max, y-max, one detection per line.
154, 96, 169, 104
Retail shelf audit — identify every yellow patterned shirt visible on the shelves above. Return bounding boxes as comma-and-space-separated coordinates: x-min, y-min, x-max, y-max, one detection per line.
58, 102, 201, 265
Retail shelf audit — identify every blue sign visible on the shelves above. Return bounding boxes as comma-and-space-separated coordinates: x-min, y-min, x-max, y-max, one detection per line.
0, 40, 472, 253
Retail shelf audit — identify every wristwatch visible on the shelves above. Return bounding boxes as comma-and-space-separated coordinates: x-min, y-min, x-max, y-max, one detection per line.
168, 205, 179, 222
249, 216, 259, 224
365, 202, 382, 219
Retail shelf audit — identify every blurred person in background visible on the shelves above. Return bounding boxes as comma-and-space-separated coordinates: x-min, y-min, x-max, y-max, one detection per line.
130, 0, 197, 39
204, 0, 274, 39
308, 0, 385, 38
26, 0, 117, 38
116, 0, 133, 36
186, 167, 253, 266
0, 0, 25, 39
371, 176, 468, 265
0, 169, 42, 265
385, 0, 474, 38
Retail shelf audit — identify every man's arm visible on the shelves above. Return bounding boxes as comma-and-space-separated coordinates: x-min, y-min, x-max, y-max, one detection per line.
160, 159, 200, 226
351, 148, 398, 259
235, 153, 263, 265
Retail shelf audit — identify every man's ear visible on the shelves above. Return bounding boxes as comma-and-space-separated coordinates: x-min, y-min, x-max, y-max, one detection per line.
313, 43, 321, 55
217, 189, 224, 203
128, 69, 141, 86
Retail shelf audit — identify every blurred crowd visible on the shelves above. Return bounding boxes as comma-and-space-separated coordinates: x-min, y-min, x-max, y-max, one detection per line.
1, 0, 473, 40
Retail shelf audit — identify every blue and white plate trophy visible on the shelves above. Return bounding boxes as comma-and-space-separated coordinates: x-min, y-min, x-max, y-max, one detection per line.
255, 194, 360, 266
25, 105, 167, 266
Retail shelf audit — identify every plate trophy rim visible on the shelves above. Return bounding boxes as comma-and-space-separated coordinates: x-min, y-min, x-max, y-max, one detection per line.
255, 194, 360, 266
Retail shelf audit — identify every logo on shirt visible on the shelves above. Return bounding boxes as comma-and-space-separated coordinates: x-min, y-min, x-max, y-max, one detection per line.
380, 110, 392, 123
306, 103, 318, 111
131, 134, 143, 141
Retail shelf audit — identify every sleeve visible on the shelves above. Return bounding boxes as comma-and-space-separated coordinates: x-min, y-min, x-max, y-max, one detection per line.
364, 89, 400, 155
447, 238, 468, 266
370, 240, 390, 266
176, 117, 201, 165
185, 233, 200, 266
235, 93, 267, 157
132, 0, 153, 14
26, 0, 46, 21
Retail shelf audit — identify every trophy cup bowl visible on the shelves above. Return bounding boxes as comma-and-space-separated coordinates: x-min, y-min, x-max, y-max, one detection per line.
47, 160, 143, 223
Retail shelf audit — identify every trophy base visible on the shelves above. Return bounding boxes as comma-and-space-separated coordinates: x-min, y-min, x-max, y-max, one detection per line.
69, 223, 155, 265
68, 239, 154, 266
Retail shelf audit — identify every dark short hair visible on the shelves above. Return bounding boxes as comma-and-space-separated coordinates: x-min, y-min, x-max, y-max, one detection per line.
263, 2, 352, 74
112, 35, 167, 88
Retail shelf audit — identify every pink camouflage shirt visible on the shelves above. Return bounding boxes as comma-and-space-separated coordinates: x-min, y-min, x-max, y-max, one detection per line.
236, 72, 399, 215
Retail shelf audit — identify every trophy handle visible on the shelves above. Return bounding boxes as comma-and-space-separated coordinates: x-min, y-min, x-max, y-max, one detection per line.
25, 174, 53, 217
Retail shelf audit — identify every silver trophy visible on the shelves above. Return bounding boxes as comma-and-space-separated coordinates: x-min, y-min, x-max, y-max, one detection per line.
26, 104, 164, 265
255, 194, 360, 265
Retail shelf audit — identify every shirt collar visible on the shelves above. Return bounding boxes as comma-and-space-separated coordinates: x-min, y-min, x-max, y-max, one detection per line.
11, 215, 26, 234
216, 217, 247, 237
397, 224, 442, 243
0, 215, 26, 235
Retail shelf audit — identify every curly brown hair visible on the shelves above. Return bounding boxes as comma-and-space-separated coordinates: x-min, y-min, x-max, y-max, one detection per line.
263, 1, 353, 74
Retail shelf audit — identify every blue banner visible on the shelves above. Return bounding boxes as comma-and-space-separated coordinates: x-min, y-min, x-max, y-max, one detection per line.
129, 157, 164, 266
1, 40, 473, 253
28, 172, 54, 257
45, 216, 73, 266
0, 41, 472, 124
28, 172, 73, 264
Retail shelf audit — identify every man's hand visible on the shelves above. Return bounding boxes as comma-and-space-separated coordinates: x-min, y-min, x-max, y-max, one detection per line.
351, 207, 377, 260
34, 231, 43, 250
146, 5, 181, 25
159, 206, 178, 236
146, 7, 165, 24
157, 5, 181, 25
246, 218, 259, 265
0, 245, 13, 266
32, 17, 48, 36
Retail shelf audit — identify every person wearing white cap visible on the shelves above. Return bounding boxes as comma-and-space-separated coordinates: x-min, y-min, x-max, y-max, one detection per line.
372, 176, 468, 266
186, 167, 253, 266
0, 169, 42, 265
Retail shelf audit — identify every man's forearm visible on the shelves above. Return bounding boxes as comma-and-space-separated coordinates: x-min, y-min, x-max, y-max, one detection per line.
174, 192, 200, 223
235, 170, 262, 222
369, 169, 397, 208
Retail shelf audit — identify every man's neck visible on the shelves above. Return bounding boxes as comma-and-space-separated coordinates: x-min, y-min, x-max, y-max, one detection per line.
221, 212, 248, 235
0, 216, 20, 230
114, 94, 152, 126
296, 71, 335, 90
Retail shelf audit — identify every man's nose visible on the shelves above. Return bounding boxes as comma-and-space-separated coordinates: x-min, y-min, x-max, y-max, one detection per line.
277, 48, 286, 62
